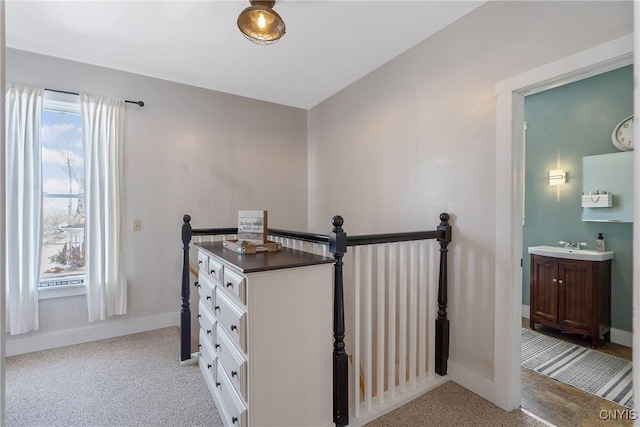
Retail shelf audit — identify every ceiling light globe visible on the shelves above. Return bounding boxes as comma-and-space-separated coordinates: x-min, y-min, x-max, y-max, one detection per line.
237, 4, 286, 45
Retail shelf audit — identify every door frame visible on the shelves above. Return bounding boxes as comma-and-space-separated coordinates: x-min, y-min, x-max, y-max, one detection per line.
493, 34, 634, 411
1, 2, 6, 424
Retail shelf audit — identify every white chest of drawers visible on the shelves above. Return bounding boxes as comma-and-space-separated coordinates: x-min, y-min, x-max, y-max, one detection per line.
196, 242, 335, 427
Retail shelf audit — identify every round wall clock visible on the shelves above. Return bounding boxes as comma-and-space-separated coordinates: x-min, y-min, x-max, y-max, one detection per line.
611, 115, 634, 151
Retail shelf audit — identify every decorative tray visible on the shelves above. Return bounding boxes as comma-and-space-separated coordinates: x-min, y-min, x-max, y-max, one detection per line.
223, 239, 282, 254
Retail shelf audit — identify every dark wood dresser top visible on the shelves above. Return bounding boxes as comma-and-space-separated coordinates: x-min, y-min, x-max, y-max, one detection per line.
195, 241, 334, 273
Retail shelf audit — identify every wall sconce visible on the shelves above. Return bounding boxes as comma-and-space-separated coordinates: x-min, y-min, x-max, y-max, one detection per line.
549, 169, 566, 186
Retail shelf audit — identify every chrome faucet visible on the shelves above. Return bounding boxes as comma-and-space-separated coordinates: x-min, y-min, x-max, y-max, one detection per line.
559, 241, 587, 249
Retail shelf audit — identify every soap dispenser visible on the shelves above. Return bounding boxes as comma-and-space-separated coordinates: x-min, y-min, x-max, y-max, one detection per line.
596, 233, 605, 252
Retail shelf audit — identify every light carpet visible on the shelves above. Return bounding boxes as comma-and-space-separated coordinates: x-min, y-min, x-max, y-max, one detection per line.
521, 328, 633, 408
6, 327, 222, 427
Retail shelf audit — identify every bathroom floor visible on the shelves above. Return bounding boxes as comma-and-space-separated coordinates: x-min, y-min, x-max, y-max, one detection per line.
521, 318, 632, 426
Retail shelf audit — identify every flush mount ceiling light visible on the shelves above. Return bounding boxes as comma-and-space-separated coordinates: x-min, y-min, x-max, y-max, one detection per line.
237, 0, 286, 45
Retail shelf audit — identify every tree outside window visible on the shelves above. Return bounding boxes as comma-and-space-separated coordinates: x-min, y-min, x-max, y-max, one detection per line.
40, 108, 85, 287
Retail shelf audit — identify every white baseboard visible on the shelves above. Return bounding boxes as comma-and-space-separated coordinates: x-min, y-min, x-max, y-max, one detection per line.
6, 312, 180, 356
522, 304, 631, 347
448, 360, 496, 405
610, 328, 633, 347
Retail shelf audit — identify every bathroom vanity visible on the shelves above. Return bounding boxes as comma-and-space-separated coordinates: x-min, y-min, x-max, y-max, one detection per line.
528, 246, 613, 348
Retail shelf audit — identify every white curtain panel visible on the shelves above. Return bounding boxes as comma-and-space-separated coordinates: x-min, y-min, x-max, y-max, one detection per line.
81, 95, 127, 322
5, 85, 44, 335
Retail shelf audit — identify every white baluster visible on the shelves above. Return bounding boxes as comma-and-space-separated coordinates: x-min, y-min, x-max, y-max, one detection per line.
365, 245, 373, 411
354, 246, 361, 417
388, 243, 396, 399
428, 241, 437, 379
409, 242, 418, 389
418, 241, 427, 382
398, 243, 407, 393
377, 244, 385, 404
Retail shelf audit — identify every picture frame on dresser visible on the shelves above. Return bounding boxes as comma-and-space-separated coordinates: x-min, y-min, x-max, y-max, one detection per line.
237, 210, 268, 244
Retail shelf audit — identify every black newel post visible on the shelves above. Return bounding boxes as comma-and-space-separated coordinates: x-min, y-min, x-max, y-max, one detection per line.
181, 215, 193, 362
435, 213, 452, 376
329, 216, 348, 427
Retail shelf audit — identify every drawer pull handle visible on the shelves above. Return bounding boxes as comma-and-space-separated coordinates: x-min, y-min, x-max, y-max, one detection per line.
210, 269, 216, 275
226, 282, 234, 288
559, 280, 563, 284
214, 306, 220, 312
232, 417, 238, 424
216, 382, 221, 388
552, 278, 557, 282
207, 364, 212, 369
198, 260, 202, 265
231, 325, 237, 332
197, 314, 201, 319
215, 344, 220, 350
231, 371, 238, 377
206, 295, 211, 300
194, 281, 199, 288
198, 344, 201, 349
206, 329, 212, 335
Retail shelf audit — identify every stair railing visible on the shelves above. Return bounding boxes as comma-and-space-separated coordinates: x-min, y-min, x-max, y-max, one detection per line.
180, 213, 452, 427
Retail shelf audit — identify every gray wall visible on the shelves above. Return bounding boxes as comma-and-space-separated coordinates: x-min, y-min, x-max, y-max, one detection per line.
522, 66, 634, 332
6, 48, 308, 346
308, 1, 633, 381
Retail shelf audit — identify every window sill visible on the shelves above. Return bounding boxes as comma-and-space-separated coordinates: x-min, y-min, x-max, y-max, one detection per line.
38, 284, 86, 300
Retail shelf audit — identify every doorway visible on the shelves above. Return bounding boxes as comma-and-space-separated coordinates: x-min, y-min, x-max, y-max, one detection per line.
493, 34, 634, 412
522, 66, 634, 346
520, 65, 634, 424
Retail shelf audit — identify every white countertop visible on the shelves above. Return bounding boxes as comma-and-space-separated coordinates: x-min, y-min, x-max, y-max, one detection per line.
528, 245, 614, 261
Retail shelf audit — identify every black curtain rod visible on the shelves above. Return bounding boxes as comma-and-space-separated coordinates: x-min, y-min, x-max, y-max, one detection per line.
45, 88, 144, 107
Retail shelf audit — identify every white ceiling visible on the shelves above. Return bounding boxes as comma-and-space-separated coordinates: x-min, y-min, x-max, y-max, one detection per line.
6, 1, 485, 109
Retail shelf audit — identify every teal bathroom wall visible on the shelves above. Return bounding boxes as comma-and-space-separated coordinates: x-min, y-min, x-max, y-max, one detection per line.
522, 65, 633, 332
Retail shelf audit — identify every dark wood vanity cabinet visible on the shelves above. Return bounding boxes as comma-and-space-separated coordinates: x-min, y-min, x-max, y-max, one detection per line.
530, 254, 611, 348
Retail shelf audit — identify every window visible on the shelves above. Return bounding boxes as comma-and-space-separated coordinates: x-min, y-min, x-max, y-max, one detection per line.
39, 94, 85, 290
